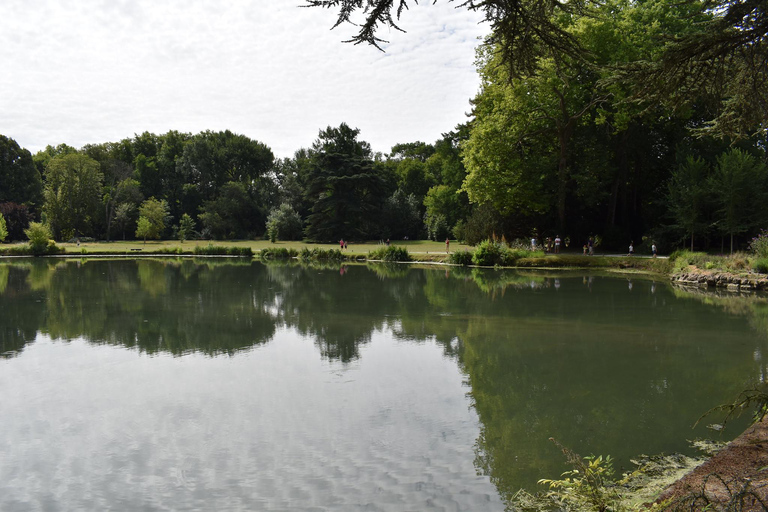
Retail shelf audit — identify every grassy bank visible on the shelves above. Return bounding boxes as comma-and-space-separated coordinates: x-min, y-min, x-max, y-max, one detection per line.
0, 239, 472, 257
4, 240, 767, 284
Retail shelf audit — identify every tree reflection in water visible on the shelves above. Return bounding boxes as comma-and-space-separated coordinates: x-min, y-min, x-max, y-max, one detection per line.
0, 258, 766, 501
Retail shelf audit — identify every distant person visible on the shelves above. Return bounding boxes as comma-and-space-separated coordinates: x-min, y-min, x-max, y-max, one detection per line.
583, 244, 587, 255
652, 243, 657, 258
554, 235, 561, 254
386, 239, 390, 247
344, 241, 348, 250
588, 237, 594, 256
531, 237, 537, 251
340, 239, 344, 250
445, 238, 450, 253
628, 241, 634, 256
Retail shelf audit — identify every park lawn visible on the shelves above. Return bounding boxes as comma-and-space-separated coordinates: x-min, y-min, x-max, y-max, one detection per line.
32, 239, 472, 256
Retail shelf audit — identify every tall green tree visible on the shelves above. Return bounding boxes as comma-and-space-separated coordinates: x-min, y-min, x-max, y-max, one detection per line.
198, 181, 261, 239
43, 153, 104, 240
308, 0, 767, 135
382, 189, 423, 240
135, 198, 170, 242
304, 123, 387, 241
177, 213, 196, 242
177, 130, 274, 203
266, 203, 304, 242
667, 157, 711, 251
0, 213, 7, 242
709, 148, 768, 253
0, 135, 43, 211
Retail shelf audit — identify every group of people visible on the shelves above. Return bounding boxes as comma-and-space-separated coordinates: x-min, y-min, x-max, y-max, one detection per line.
531, 236, 565, 254
531, 235, 658, 257
627, 241, 658, 257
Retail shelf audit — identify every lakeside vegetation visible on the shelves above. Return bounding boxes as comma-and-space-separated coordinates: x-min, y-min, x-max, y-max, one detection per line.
9, 236, 768, 285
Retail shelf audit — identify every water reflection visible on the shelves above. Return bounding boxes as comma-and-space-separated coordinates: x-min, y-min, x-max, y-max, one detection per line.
1, 258, 767, 506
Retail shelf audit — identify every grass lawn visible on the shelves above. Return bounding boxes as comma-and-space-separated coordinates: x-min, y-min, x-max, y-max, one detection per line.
9, 239, 473, 256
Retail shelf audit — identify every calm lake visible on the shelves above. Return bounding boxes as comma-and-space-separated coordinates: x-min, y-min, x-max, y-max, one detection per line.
1, 258, 765, 511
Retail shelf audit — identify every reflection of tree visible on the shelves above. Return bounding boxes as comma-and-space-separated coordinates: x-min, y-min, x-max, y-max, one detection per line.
0, 264, 8, 294
6, 259, 280, 356
137, 260, 170, 296
2, 259, 768, 505
0, 262, 45, 358
265, 264, 396, 362
442, 277, 768, 500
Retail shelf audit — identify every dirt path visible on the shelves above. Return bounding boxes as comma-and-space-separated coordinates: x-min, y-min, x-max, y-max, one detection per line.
656, 418, 768, 510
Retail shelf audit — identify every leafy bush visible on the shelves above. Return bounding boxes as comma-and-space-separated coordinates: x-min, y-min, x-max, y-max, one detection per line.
472, 239, 506, 266
538, 441, 623, 512
25, 222, 61, 256
177, 213, 197, 242
367, 245, 412, 262
425, 214, 450, 242
448, 249, 474, 266
299, 247, 345, 261
260, 247, 298, 259
153, 247, 185, 254
193, 244, 253, 256
266, 203, 303, 242
753, 257, 768, 274
750, 230, 768, 258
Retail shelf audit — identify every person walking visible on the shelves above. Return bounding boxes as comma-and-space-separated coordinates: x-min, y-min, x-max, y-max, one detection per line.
445, 238, 450, 253
652, 243, 658, 258
588, 237, 594, 256
554, 235, 561, 254
628, 241, 634, 256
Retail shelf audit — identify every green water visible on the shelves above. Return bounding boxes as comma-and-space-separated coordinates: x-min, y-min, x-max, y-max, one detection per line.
0, 258, 765, 511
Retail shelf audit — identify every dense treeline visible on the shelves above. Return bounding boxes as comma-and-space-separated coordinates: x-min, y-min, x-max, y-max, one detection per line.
0, 0, 766, 251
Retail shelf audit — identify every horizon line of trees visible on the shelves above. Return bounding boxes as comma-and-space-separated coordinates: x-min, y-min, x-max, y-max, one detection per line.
0, 114, 765, 253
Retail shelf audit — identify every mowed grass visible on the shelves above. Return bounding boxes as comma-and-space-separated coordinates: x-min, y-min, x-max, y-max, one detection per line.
6, 239, 473, 256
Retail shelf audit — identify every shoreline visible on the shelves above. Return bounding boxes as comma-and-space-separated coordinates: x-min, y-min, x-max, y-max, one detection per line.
655, 418, 768, 509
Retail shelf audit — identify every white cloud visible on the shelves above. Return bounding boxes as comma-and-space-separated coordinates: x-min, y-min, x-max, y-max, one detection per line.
0, 0, 488, 157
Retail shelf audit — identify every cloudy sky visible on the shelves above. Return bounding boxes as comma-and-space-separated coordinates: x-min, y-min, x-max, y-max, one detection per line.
1, 1, 488, 158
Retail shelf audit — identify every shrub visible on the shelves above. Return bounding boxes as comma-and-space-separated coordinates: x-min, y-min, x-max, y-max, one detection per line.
472, 239, 506, 266
299, 248, 345, 261
425, 214, 450, 241
448, 249, 474, 266
24, 222, 60, 256
753, 257, 768, 274
265, 203, 303, 242
750, 230, 768, 258
260, 247, 298, 259
177, 213, 197, 242
367, 245, 412, 262
0, 214, 8, 242
193, 244, 253, 257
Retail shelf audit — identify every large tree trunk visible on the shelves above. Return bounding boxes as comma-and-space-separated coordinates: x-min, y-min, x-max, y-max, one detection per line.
557, 136, 568, 233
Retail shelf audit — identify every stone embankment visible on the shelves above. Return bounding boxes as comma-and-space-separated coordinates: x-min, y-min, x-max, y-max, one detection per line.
671, 272, 768, 291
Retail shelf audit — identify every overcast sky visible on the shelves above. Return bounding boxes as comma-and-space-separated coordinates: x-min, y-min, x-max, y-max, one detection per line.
1, 1, 488, 158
